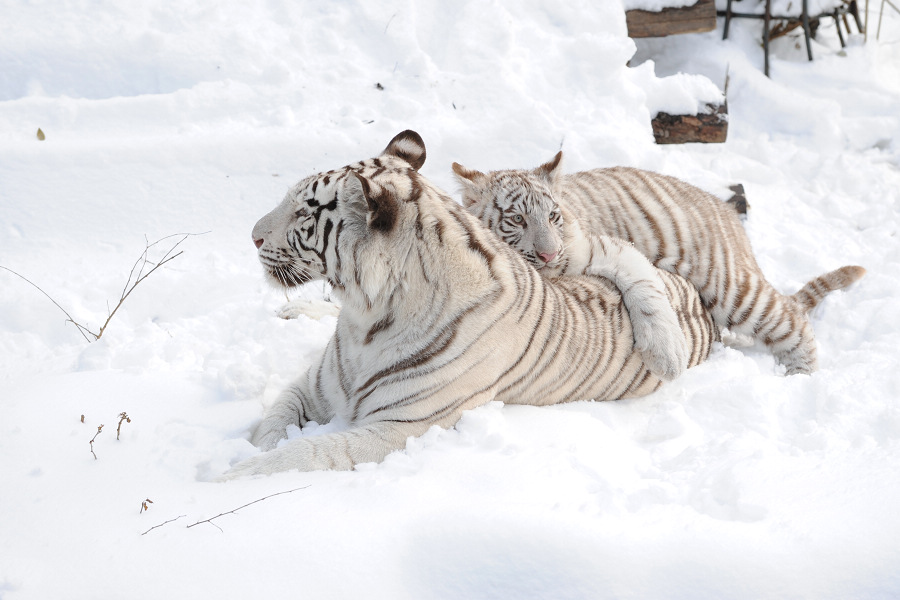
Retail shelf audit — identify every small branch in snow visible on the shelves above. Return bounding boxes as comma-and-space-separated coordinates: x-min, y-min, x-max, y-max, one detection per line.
140, 498, 154, 514
384, 12, 396, 34
141, 515, 186, 536
186, 486, 310, 533
0, 232, 208, 342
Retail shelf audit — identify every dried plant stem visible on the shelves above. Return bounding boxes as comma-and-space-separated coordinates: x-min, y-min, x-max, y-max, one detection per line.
0, 232, 207, 342
141, 515, 186, 536
0, 265, 93, 342
117, 412, 131, 440
89, 425, 104, 460
186, 486, 310, 533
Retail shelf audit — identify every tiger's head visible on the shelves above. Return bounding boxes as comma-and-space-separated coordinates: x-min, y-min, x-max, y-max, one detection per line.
251, 130, 429, 308
453, 152, 569, 273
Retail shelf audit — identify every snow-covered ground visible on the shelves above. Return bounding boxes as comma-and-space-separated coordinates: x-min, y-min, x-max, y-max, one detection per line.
1, 1, 899, 598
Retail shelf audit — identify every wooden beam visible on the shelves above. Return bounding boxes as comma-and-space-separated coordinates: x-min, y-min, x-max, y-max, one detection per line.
652, 101, 728, 144
626, 0, 717, 38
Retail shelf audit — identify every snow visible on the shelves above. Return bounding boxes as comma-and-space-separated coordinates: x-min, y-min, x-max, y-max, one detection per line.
624, 0, 700, 13
1, 1, 899, 598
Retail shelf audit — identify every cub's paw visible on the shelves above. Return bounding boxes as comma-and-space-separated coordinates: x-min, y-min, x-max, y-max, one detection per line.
631, 305, 689, 381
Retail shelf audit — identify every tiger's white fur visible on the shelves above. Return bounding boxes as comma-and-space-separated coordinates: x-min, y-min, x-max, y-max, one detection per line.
453, 153, 866, 375
221, 131, 718, 477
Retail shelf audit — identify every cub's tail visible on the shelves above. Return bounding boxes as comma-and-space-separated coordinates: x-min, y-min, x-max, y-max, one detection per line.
792, 265, 866, 312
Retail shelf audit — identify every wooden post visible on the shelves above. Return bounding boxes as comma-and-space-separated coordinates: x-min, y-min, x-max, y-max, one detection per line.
626, 0, 717, 38
652, 102, 728, 144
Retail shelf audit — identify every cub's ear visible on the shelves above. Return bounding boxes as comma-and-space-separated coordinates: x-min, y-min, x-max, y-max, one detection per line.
348, 172, 399, 232
381, 130, 426, 171
534, 151, 563, 186
451, 162, 488, 208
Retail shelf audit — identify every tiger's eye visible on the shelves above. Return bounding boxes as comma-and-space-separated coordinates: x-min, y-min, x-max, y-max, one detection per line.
513, 214, 524, 223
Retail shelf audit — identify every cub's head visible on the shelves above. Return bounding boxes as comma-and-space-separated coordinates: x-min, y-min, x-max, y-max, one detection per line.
453, 152, 567, 271
251, 130, 427, 299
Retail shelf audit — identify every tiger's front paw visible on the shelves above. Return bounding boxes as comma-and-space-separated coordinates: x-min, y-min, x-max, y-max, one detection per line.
216, 452, 274, 481
250, 415, 292, 452
632, 306, 689, 381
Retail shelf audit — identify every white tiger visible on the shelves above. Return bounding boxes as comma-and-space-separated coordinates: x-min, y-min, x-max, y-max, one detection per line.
221, 131, 718, 478
453, 153, 865, 376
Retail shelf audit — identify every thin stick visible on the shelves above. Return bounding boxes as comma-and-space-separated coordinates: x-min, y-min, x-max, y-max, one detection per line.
186, 486, 310, 532
89, 425, 104, 460
96, 232, 208, 340
117, 412, 131, 440
0, 266, 93, 342
0, 231, 208, 342
141, 515, 186, 536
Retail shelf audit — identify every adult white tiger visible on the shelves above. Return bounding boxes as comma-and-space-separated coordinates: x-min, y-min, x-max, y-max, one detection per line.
453, 154, 866, 376
221, 131, 718, 477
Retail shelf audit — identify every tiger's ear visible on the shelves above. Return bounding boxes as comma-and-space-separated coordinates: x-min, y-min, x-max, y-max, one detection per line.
534, 151, 563, 186
381, 130, 426, 171
451, 162, 488, 208
348, 172, 399, 232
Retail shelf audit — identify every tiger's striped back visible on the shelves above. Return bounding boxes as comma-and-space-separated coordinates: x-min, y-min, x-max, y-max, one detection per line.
454, 157, 865, 375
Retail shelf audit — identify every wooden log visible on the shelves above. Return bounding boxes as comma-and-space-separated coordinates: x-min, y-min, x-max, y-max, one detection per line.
626, 0, 717, 38
652, 101, 728, 144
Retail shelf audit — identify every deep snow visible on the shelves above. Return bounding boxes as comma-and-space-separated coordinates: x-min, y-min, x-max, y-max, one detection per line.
1, 1, 900, 599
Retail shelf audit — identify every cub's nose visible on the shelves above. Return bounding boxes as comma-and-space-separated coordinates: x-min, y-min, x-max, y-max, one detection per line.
538, 251, 557, 263
253, 237, 264, 249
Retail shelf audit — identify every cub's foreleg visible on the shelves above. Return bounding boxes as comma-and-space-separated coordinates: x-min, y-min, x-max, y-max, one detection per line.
574, 234, 689, 381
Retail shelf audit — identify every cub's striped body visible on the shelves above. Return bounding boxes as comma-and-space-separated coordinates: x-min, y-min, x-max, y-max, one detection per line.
223, 132, 717, 477
454, 155, 865, 375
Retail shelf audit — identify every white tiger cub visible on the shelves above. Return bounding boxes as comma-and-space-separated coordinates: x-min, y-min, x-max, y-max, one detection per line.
221, 131, 718, 477
453, 153, 866, 375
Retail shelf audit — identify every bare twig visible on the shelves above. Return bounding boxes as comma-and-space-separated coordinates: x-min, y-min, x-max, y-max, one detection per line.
141, 515, 186, 536
0, 232, 208, 342
186, 486, 310, 532
89, 425, 104, 460
0, 266, 93, 342
117, 412, 131, 440
98, 232, 204, 340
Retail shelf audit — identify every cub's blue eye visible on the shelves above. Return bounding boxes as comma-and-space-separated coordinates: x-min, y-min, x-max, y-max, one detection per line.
512, 214, 524, 223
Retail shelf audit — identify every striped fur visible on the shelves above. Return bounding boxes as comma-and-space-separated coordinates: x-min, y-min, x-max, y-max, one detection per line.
222, 132, 717, 477
453, 153, 866, 375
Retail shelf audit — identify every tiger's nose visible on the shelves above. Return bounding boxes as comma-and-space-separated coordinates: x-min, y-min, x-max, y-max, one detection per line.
538, 251, 557, 263
253, 237, 264, 249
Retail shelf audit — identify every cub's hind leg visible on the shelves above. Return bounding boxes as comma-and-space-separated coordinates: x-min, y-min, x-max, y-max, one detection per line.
727, 266, 865, 375
755, 300, 818, 375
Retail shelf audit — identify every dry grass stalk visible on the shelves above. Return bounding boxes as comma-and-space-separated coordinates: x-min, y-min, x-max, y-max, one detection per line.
0, 232, 206, 342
